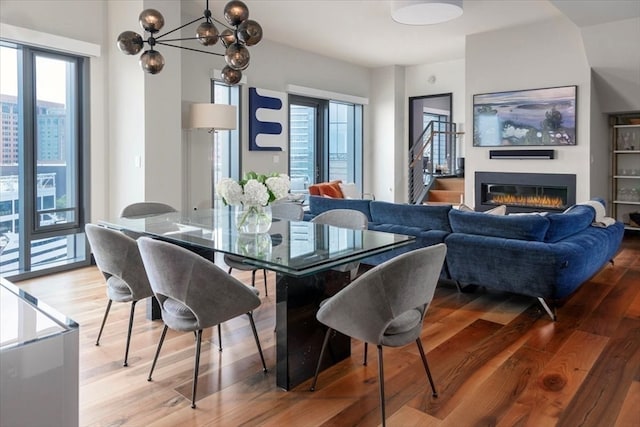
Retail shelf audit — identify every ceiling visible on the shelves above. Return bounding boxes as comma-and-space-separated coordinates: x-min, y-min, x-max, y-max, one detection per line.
185, 0, 640, 68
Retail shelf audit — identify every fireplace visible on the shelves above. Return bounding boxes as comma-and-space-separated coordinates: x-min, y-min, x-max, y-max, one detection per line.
475, 172, 576, 213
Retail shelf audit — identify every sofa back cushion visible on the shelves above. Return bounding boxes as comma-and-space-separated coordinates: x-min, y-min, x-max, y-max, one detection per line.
370, 201, 452, 232
544, 204, 595, 243
308, 195, 372, 221
449, 209, 549, 241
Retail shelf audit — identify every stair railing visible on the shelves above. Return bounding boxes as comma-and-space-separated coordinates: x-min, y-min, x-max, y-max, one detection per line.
408, 121, 462, 204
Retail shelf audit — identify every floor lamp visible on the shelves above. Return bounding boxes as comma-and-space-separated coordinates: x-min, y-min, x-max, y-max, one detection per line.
186, 103, 237, 210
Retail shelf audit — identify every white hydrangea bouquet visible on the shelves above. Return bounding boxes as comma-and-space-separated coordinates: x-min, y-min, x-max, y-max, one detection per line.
217, 171, 290, 233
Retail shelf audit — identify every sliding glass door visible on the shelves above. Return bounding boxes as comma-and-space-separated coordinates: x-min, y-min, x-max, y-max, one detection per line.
289, 96, 321, 193
288, 95, 362, 195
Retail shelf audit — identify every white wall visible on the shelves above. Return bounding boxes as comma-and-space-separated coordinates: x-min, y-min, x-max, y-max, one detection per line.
405, 59, 466, 156
107, 0, 145, 218
142, 0, 182, 209
583, 18, 640, 114
370, 66, 405, 202
465, 17, 592, 205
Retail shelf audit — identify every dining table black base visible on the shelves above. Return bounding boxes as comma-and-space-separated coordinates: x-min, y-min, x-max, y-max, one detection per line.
275, 269, 352, 391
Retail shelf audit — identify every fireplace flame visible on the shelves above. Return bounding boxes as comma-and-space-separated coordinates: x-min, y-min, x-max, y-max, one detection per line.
489, 194, 564, 208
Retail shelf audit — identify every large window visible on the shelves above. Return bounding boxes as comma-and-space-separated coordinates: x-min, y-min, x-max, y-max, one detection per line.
289, 95, 362, 195
0, 42, 89, 279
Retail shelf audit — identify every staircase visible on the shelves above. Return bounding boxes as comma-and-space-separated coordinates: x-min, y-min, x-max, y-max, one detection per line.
408, 120, 464, 204
424, 177, 464, 205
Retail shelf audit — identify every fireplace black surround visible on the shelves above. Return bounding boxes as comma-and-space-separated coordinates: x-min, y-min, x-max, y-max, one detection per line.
475, 172, 576, 213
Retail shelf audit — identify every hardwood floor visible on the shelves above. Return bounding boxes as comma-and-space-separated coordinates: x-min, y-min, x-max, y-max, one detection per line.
15, 233, 640, 427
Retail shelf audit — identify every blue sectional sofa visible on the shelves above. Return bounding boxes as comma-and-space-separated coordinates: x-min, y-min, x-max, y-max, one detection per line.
304, 196, 625, 320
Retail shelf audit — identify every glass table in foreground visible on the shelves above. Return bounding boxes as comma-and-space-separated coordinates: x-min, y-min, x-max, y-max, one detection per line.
99, 208, 415, 390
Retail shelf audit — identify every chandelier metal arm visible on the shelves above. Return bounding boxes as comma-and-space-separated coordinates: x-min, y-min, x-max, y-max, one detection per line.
155, 41, 225, 57
157, 36, 214, 43
155, 16, 204, 40
211, 17, 234, 31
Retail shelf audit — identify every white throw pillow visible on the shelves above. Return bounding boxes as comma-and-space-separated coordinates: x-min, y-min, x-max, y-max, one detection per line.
485, 205, 507, 215
338, 182, 360, 199
458, 203, 506, 215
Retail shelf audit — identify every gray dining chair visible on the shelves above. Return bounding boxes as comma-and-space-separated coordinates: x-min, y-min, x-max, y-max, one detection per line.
271, 201, 304, 221
311, 209, 369, 280
137, 237, 267, 409
120, 202, 177, 218
85, 223, 154, 367
309, 243, 447, 427
224, 202, 303, 296
119, 202, 178, 240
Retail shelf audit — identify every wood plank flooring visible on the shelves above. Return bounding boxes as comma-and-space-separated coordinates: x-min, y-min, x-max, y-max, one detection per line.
15, 232, 640, 427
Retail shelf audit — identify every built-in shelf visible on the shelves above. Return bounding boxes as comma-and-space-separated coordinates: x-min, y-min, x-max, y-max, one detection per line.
611, 117, 640, 231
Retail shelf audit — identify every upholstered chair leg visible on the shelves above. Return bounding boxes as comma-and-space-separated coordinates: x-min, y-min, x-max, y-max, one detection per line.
416, 338, 437, 397
377, 345, 386, 427
217, 324, 222, 351
123, 300, 138, 367
262, 269, 268, 296
310, 328, 332, 391
227, 267, 233, 274
251, 270, 257, 288
247, 313, 267, 372
191, 329, 203, 409
148, 324, 168, 381
363, 342, 368, 366
95, 299, 113, 346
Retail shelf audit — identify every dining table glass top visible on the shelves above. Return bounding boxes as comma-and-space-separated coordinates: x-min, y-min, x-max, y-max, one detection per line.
99, 207, 415, 277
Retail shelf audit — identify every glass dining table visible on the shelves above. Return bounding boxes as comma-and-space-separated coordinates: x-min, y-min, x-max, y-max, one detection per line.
99, 207, 415, 390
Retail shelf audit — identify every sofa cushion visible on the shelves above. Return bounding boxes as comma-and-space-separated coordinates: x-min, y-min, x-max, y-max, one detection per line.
449, 209, 549, 241
370, 201, 452, 232
308, 195, 372, 221
544, 204, 596, 243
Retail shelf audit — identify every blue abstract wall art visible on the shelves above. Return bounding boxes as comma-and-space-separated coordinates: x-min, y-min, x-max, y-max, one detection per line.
249, 87, 287, 151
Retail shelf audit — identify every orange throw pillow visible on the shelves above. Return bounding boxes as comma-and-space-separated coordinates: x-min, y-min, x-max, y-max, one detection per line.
309, 180, 343, 198
318, 181, 344, 198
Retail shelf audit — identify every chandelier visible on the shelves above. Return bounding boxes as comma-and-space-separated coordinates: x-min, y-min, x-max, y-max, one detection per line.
116, 0, 262, 84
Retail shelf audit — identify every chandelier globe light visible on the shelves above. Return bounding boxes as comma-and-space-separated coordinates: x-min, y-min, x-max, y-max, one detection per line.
116, 0, 262, 84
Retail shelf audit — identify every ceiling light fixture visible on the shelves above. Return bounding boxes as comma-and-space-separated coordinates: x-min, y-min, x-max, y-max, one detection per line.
116, 0, 262, 84
391, 0, 463, 25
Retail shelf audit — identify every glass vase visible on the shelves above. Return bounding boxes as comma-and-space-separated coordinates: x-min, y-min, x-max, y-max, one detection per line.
236, 233, 272, 260
234, 204, 272, 234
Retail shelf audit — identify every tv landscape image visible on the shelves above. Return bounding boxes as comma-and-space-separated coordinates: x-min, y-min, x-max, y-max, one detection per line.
473, 86, 577, 147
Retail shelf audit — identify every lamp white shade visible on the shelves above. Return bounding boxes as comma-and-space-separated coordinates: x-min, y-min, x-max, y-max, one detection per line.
391, 0, 463, 25
188, 103, 237, 130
